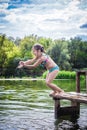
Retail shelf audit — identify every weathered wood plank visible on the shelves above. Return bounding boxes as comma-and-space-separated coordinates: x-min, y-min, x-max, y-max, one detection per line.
76, 70, 87, 73
52, 92, 87, 104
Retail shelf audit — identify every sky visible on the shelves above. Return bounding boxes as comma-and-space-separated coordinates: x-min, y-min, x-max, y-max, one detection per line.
0, 0, 87, 40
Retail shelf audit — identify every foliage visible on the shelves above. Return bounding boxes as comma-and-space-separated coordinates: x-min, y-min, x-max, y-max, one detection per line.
47, 40, 71, 70
19, 35, 52, 58
0, 34, 20, 77
0, 33, 87, 78
19, 35, 36, 58
42, 70, 76, 79
68, 37, 87, 69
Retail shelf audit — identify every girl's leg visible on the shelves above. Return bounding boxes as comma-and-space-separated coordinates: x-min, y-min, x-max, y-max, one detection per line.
46, 70, 64, 95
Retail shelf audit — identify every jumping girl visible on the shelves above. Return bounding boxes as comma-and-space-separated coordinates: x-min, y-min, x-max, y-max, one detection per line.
17, 43, 64, 96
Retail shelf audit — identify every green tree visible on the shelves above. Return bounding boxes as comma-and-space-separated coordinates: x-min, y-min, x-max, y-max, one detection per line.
20, 35, 37, 58
38, 37, 52, 51
68, 37, 87, 69
0, 34, 7, 75
0, 34, 20, 77
47, 40, 70, 70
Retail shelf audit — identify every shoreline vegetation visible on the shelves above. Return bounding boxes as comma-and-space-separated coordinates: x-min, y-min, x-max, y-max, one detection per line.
0, 34, 87, 78
0, 70, 86, 80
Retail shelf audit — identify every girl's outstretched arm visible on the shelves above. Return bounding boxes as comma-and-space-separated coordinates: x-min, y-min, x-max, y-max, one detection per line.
23, 58, 42, 69
23, 57, 37, 65
17, 57, 37, 68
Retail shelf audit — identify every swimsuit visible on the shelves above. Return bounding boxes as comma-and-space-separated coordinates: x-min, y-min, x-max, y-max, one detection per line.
40, 53, 59, 72
40, 54, 49, 69
49, 65, 59, 73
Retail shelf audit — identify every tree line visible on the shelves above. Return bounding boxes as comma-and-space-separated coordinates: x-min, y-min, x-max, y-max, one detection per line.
0, 34, 87, 77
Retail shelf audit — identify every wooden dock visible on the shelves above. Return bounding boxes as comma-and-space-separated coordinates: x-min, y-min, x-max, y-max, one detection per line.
53, 92, 87, 103
50, 70, 87, 119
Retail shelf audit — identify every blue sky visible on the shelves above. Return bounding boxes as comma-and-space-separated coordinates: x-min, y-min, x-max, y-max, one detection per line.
0, 0, 87, 40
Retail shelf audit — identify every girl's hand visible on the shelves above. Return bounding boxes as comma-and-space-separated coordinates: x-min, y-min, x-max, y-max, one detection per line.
19, 61, 24, 65
17, 61, 25, 69
17, 64, 23, 69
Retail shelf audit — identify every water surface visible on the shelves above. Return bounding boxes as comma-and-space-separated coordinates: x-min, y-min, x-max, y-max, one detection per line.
0, 80, 87, 130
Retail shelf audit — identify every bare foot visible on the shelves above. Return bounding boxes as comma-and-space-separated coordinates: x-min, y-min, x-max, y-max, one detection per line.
55, 90, 64, 96
49, 91, 56, 96
49, 90, 64, 97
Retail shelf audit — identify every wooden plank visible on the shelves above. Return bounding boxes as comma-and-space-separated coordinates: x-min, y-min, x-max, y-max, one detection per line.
76, 70, 87, 73
67, 92, 87, 97
52, 92, 87, 104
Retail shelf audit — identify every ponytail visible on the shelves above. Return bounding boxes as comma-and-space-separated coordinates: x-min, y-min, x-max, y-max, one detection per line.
33, 43, 45, 52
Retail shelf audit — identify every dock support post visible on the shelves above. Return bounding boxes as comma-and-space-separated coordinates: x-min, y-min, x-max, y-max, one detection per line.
76, 70, 87, 93
54, 98, 80, 119
54, 99, 60, 119
76, 72, 80, 93
86, 72, 87, 93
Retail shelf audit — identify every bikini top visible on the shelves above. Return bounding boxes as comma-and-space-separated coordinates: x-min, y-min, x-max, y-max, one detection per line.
40, 54, 49, 69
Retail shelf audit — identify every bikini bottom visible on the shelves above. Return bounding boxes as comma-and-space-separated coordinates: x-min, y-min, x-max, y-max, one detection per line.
49, 65, 59, 73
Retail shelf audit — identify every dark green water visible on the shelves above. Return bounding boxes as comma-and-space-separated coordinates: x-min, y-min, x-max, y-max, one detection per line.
0, 79, 87, 130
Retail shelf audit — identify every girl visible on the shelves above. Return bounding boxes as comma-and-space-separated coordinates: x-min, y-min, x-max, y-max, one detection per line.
17, 43, 64, 96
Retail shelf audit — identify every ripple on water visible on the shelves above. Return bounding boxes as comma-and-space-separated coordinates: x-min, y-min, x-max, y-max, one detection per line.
0, 108, 55, 130
0, 81, 87, 130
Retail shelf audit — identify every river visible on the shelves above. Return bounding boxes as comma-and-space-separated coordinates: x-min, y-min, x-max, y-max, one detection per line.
0, 79, 87, 130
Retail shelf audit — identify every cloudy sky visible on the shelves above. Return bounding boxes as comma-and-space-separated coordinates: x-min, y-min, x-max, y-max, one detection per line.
0, 0, 87, 40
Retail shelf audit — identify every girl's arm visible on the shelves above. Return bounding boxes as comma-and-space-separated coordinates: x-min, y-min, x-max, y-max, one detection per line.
23, 58, 42, 69
23, 57, 37, 65
17, 57, 37, 68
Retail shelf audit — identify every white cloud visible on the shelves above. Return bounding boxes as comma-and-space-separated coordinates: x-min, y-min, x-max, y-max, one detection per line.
0, 0, 9, 2
0, 25, 6, 29
0, 3, 9, 16
30, 0, 59, 4
0, 3, 8, 9
0, 0, 87, 39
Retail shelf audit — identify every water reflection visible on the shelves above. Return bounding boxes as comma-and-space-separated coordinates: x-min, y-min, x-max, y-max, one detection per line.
0, 80, 87, 130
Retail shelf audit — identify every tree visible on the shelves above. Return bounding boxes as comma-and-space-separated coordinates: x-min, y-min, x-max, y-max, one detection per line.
47, 39, 70, 70
0, 34, 7, 75
68, 37, 87, 69
0, 34, 20, 77
19, 35, 37, 58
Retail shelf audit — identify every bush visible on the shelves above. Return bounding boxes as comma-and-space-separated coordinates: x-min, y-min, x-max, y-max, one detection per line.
57, 71, 76, 79
42, 70, 76, 79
